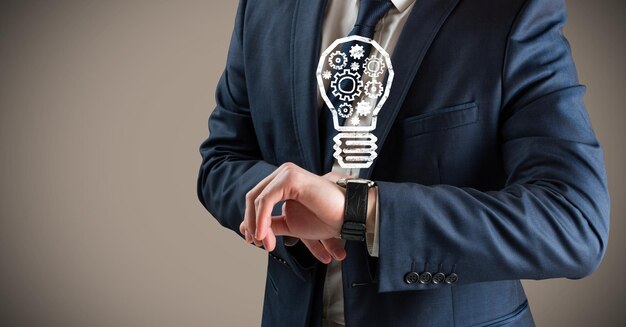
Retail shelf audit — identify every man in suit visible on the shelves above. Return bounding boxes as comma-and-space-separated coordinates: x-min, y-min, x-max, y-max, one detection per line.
197, 0, 610, 326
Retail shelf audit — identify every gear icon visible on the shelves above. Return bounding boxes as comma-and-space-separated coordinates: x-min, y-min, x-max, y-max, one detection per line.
322, 70, 332, 79
337, 103, 353, 118
330, 69, 363, 102
328, 51, 348, 70
350, 116, 360, 126
364, 80, 384, 99
349, 44, 365, 60
363, 56, 385, 78
350, 62, 360, 71
356, 100, 372, 116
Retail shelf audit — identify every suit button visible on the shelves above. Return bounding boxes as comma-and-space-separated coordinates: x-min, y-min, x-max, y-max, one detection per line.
404, 272, 419, 284
432, 272, 446, 284
445, 273, 458, 284
419, 271, 432, 284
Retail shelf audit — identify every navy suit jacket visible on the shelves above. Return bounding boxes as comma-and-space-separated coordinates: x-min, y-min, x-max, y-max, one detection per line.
197, 0, 610, 326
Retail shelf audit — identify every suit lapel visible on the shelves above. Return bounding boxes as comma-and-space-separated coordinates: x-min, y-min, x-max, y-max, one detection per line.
291, 0, 327, 174
360, 0, 461, 179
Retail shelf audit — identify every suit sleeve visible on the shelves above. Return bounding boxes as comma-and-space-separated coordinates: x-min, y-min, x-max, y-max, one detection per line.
375, 0, 610, 293
196, 0, 316, 277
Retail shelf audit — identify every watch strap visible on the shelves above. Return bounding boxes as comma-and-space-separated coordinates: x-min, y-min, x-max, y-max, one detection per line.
341, 181, 369, 241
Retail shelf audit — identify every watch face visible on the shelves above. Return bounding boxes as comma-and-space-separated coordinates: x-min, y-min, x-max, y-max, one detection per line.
337, 178, 375, 188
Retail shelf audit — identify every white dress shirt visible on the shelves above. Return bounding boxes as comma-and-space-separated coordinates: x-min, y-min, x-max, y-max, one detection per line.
318, 1, 416, 325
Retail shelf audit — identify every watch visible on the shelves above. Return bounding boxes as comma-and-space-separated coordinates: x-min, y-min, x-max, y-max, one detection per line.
336, 178, 376, 241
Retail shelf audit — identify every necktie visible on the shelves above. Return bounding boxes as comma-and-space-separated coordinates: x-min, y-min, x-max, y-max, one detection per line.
319, 0, 394, 172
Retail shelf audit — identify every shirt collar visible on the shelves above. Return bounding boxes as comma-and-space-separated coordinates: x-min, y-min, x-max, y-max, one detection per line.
353, 0, 416, 13
390, 0, 415, 12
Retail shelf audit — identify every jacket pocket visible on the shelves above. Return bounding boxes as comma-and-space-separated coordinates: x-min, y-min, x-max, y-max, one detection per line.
401, 101, 478, 138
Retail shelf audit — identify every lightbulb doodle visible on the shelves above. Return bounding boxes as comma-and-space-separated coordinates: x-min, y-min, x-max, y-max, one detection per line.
316, 35, 394, 169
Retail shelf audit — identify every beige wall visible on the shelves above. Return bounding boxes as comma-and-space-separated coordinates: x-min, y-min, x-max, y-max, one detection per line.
0, 0, 623, 326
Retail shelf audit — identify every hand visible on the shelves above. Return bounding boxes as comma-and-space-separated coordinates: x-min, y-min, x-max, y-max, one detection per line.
239, 163, 349, 262
282, 172, 351, 263
280, 201, 347, 263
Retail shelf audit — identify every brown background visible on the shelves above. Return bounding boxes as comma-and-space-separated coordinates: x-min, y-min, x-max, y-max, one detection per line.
0, 0, 624, 326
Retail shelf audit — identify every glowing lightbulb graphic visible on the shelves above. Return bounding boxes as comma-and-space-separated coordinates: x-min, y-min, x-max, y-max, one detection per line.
316, 35, 394, 169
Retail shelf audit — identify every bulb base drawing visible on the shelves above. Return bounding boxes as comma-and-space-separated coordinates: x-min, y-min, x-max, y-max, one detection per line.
332, 132, 378, 169
316, 35, 394, 169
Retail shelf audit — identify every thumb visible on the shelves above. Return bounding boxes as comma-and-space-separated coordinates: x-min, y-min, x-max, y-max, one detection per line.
270, 216, 293, 237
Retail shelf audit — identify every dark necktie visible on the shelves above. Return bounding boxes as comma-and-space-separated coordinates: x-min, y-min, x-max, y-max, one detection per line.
319, 0, 394, 172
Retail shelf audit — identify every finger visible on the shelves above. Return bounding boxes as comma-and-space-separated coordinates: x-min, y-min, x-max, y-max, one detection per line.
301, 239, 332, 264
263, 227, 277, 252
244, 165, 289, 246
242, 223, 256, 245
244, 198, 257, 243
255, 168, 304, 240
239, 222, 246, 238
321, 238, 346, 261
270, 216, 292, 237
239, 222, 250, 243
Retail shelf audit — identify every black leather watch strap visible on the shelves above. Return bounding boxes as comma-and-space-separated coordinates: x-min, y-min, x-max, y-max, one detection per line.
340, 180, 370, 241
